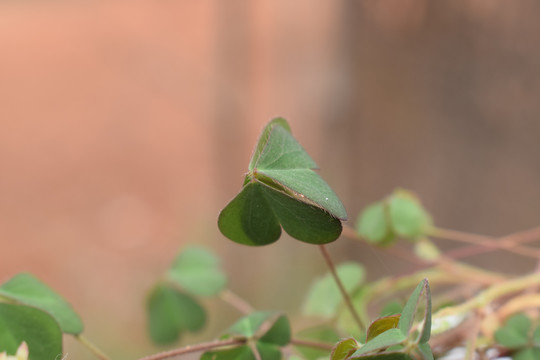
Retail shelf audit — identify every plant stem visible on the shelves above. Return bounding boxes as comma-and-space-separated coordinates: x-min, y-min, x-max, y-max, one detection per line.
464, 314, 481, 360
220, 288, 254, 314
432, 272, 540, 321
318, 244, 366, 331
137, 338, 246, 360
75, 335, 110, 360
429, 227, 540, 260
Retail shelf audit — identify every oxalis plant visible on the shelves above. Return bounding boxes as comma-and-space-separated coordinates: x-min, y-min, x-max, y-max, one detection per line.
2, 119, 540, 360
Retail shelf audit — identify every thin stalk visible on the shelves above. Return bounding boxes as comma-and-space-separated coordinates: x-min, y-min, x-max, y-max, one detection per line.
248, 340, 262, 360
137, 338, 246, 360
430, 227, 540, 260
342, 224, 505, 286
433, 272, 540, 321
464, 314, 481, 360
319, 244, 366, 331
75, 335, 110, 360
220, 288, 254, 314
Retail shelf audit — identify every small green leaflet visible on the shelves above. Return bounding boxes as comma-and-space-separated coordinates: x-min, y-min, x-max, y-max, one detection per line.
366, 315, 401, 342
0, 273, 83, 334
166, 247, 227, 297
355, 189, 432, 245
348, 279, 433, 360
201, 311, 291, 360
0, 303, 63, 360
146, 284, 206, 344
219, 118, 347, 246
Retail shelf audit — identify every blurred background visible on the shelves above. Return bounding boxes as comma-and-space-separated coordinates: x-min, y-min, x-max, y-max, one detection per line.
1, 0, 540, 358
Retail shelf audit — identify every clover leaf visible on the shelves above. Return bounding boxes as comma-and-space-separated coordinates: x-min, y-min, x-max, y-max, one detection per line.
201, 311, 291, 360
219, 118, 347, 246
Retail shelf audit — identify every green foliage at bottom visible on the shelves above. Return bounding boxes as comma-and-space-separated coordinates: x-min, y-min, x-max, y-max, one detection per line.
146, 284, 206, 344
0, 303, 63, 360
202, 311, 291, 360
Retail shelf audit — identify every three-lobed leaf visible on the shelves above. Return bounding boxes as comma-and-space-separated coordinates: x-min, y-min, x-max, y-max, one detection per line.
0, 273, 83, 334
355, 202, 394, 246
494, 313, 531, 349
259, 314, 291, 346
203, 311, 291, 360
355, 190, 432, 244
388, 191, 432, 239
227, 311, 290, 343
219, 118, 347, 246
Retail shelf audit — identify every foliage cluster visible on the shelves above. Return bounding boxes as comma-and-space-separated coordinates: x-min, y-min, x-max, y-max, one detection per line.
2, 119, 540, 360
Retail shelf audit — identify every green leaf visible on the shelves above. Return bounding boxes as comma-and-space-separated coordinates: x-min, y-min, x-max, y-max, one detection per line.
167, 247, 227, 297
220, 118, 347, 246
0, 273, 83, 334
515, 348, 540, 360
330, 338, 359, 360
398, 279, 428, 337
366, 315, 400, 342
494, 313, 531, 349
255, 341, 283, 360
416, 343, 433, 360
259, 169, 347, 221
249, 118, 293, 171
218, 182, 282, 246
259, 183, 343, 243
226, 311, 279, 338
388, 190, 432, 239
205, 312, 289, 360
294, 325, 340, 360
356, 202, 395, 245
259, 314, 291, 346
418, 280, 431, 344
146, 284, 206, 344
349, 353, 410, 360
0, 303, 63, 360
351, 329, 406, 356
252, 122, 317, 171
219, 181, 342, 246
532, 324, 540, 346
303, 262, 365, 318
201, 346, 254, 360
287, 356, 304, 360
202, 341, 284, 360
